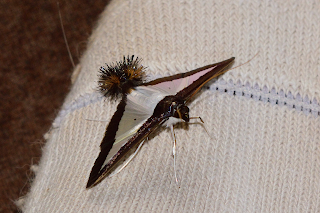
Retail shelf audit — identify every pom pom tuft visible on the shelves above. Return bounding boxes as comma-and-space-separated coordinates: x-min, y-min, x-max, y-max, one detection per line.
98, 55, 146, 99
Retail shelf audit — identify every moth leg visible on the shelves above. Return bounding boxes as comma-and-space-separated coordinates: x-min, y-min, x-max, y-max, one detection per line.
189, 116, 213, 139
170, 125, 179, 183
189, 116, 204, 123
109, 140, 145, 177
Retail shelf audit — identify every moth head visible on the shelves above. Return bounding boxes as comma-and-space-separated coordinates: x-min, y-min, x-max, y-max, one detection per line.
176, 104, 189, 122
98, 55, 146, 99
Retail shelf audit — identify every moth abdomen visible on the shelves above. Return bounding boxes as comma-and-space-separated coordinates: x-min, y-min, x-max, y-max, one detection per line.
98, 55, 146, 99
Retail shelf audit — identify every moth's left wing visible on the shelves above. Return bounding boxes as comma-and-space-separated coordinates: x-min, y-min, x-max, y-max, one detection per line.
142, 57, 235, 99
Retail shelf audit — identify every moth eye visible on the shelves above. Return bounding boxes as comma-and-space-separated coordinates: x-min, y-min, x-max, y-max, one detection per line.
134, 118, 136, 120
172, 102, 176, 105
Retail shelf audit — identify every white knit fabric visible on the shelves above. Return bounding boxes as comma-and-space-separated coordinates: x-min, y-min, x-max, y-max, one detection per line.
22, 0, 320, 212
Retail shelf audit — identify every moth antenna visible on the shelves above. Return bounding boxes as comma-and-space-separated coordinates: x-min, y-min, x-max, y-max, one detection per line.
109, 140, 145, 177
228, 52, 259, 72
189, 117, 213, 140
170, 125, 179, 184
98, 55, 146, 99
58, 2, 75, 68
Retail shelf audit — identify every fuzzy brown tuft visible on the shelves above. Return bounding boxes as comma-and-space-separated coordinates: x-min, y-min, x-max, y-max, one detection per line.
98, 55, 146, 99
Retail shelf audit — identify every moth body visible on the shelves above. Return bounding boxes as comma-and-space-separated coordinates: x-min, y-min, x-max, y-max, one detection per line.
86, 56, 235, 188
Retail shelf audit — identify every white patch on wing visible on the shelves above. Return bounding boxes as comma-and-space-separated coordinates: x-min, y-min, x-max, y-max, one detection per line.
101, 86, 170, 169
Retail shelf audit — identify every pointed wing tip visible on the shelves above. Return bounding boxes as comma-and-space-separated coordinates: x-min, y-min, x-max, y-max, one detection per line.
215, 57, 235, 70
86, 183, 93, 189
223, 57, 235, 64
86, 175, 103, 189
86, 163, 110, 188
86, 168, 104, 189
86, 176, 97, 189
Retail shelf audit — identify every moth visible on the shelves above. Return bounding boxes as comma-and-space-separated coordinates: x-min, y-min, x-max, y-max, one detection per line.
86, 56, 235, 188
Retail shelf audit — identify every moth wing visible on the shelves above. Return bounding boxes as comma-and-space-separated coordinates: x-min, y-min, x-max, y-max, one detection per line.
87, 87, 168, 188
143, 57, 235, 99
113, 96, 152, 146
86, 109, 165, 188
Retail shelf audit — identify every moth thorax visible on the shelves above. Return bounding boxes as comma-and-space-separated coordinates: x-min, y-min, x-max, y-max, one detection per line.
153, 96, 189, 122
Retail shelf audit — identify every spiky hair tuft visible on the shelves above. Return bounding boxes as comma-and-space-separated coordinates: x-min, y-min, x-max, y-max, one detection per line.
98, 55, 146, 99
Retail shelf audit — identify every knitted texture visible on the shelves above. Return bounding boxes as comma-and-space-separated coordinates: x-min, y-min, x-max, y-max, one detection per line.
22, 0, 320, 212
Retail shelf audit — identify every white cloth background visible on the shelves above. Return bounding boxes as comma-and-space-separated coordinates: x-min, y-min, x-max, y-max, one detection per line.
22, 0, 320, 212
